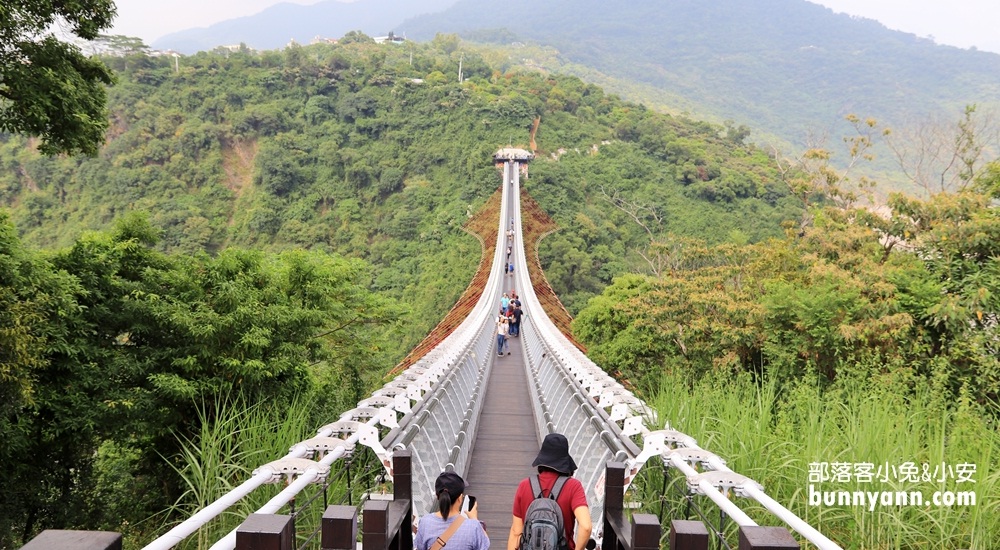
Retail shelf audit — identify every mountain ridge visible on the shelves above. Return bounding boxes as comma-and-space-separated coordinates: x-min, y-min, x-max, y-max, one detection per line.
401, 0, 1000, 150
152, 0, 1000, 168
152, 0, 458, 53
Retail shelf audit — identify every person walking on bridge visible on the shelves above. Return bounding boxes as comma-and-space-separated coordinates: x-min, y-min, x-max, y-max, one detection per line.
510, 302, 523, 337
415, 471, 489, 550
507, 433, 592, 550
496, 315, 510, 356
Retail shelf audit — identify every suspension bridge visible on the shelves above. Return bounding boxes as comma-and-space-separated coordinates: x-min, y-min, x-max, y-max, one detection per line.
27, 150, 844, 550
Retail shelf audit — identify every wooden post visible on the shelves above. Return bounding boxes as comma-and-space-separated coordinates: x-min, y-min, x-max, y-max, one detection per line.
393, 449, 412, 502
321, 505, 357, 550
392, 450, 413, 550
21, 530, 121, 550
603, 461, 629, 550
235, 514, 294, 550
605, 461, 626, 513
669, 520, 709, 550
738, 526, 799, 550
630, 513, 661, 550
361, 451, 413, 550
362, 499, 390, 550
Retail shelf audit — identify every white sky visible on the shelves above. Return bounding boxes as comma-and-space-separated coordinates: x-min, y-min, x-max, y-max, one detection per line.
107, 0, 1000, 55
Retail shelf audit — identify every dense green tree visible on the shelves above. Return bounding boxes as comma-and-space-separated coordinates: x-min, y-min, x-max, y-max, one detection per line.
0, 1, 117, 155
574, 160, 1000, 403
0, 211, 399, 546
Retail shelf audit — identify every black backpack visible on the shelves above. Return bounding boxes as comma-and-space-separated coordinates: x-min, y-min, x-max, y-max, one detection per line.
520, 475, 569, 550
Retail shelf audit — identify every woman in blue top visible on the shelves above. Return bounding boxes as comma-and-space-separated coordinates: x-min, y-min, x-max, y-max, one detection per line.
415, 471, 490, 550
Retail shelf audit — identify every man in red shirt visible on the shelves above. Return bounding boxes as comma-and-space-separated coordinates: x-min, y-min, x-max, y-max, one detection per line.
507, 433, 592, 550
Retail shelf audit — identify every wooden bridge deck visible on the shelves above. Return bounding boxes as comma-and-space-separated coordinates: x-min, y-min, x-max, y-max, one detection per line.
464, 331, 539, 549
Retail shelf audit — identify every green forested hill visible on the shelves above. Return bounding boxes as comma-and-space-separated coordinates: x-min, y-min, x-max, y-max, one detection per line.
0, 36, 804, 546
0, 37, 800, 323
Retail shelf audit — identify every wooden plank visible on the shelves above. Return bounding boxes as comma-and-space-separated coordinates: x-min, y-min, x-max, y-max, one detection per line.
465, 335, 539, 549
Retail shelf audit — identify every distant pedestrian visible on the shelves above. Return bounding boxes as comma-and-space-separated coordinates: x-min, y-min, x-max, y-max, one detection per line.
496, 315, 510, 356
510, 305, 523, 337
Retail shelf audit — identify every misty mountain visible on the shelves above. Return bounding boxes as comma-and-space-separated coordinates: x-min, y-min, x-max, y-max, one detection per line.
152, 0, 459, 53
400, 0, 1000, 151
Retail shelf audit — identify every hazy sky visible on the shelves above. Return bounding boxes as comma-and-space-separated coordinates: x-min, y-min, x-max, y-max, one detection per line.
107, 0, 1000, 55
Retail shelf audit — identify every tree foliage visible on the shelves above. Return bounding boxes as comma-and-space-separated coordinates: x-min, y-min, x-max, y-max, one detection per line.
0, 1, 117, 155
0, 212, 398, 546
574, 161, 1000, 404
0, 37, 801, 328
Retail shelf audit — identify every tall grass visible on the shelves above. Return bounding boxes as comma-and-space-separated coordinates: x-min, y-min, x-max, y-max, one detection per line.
646, 370, 999, 549
158, 395, 317, 550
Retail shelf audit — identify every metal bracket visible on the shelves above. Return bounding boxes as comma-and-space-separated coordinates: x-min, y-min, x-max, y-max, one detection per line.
340, 406, 397, 429
316, 420, 395, 480
621, 415, 645, 437
340, 407, 379, 422
319, 420, 365, 440
255, 458, 330, 484
358, 396, 394, 408
688, 470, 762, 497
610, 402, 629, 421
298, 436, 350, 459
666, 447, 724, 468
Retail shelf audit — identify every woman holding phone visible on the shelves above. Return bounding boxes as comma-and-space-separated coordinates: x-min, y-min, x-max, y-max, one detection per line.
415, 471, 490, 550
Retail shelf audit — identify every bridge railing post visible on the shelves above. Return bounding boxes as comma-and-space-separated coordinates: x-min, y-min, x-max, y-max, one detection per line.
669, 520, 709, 550
235, 514, 294, 550
361, 450, 412, 550
738, 525, 800, 549
630, 514, 661, 550
603, 461, 661, 550
321, 505, 357, 550
21, 530, 122, 550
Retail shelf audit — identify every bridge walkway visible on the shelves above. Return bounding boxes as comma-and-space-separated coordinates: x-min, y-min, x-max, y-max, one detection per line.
464, 297, 537, 548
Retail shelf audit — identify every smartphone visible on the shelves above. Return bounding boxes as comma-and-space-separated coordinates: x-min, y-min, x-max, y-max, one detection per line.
463, 495, 476, 512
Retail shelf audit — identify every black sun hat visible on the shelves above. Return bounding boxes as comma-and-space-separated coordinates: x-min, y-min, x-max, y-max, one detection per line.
531, 433, 578, 475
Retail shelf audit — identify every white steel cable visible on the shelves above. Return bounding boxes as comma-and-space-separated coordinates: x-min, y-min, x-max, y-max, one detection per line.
209, 470, 321, 550
144, 424, 367, 550
142, 469, 275, 550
